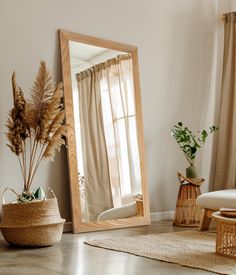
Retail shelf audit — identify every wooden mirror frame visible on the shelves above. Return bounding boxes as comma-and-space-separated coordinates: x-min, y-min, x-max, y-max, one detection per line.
59, 29, 150, 233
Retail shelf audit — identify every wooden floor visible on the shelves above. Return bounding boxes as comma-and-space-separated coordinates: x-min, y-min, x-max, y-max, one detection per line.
0, 220, 216, 275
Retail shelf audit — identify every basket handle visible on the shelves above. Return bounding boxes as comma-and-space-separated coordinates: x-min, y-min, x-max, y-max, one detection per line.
44, 187, 56, 201
1, 188, 19, 205
2, 187, 56, 204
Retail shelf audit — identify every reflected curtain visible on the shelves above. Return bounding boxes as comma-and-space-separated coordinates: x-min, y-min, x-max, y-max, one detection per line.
212, 12, 236, 190
76, 69, 113, 221
99, 54, 142, 207
76, 54, 142, 216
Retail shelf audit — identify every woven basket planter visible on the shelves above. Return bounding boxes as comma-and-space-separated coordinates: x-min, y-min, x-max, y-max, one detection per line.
173, 172, 203, 227
0, 188, 65, 247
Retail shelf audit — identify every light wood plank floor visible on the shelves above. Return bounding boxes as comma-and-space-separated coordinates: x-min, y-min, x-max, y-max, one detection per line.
0, 220, 216, 275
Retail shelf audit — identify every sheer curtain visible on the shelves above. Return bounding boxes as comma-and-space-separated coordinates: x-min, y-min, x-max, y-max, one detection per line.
99, 54, 142, 207
211, 12, 236, 190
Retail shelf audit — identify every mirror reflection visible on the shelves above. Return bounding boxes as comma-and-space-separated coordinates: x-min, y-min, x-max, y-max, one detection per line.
69, 41, 143, 222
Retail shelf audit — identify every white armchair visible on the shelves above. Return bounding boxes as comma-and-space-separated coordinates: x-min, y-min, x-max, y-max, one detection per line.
196, 189, 236, 230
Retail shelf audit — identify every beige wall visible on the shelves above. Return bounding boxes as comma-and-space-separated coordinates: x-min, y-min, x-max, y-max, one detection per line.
0, 0, 229, 220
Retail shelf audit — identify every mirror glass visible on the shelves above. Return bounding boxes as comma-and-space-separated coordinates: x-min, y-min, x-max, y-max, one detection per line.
59, 30, 150, 232
70, 41, 142, 222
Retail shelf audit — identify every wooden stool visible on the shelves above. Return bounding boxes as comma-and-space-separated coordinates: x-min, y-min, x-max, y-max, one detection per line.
173, 172, 204, 226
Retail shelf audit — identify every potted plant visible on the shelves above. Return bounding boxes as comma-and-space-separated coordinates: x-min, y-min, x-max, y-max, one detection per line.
171, 122, 218, 178
0, 61, 67, 246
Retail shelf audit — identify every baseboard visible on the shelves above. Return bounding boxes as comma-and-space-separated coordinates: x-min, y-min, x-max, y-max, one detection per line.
63, 221, 73, 233
150, 211, 175, 222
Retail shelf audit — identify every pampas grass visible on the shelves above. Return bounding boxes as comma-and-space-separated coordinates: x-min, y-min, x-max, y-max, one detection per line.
6, 61, 67, 193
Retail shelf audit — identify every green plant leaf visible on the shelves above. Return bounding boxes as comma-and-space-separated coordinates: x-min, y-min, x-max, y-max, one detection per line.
171, 122, 218, 166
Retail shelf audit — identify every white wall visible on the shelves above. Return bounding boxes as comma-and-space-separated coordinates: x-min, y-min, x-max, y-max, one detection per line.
0, 0, 229, 220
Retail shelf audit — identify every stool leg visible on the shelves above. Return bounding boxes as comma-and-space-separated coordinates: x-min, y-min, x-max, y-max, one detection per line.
199, 209, 213, 231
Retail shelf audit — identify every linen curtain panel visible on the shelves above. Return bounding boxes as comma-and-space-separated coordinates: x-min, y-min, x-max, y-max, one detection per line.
76, 54, 141, 217
76, 68, 113, 221
212, 12, 236, 190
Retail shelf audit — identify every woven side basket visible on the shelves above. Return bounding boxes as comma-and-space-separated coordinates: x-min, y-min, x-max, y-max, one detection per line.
213, 212, 236, 258
0, 188, 65, 247
0, 223, 64, 247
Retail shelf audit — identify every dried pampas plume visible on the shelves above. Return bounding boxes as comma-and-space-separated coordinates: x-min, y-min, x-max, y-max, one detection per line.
6, 61, 68, 191
6, 72, 29, 155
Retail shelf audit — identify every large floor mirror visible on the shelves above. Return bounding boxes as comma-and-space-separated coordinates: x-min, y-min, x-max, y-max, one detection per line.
59, 29, 150, 233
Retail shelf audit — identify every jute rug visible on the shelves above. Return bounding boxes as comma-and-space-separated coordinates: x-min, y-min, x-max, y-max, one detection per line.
85, 230, 236, 275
